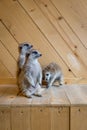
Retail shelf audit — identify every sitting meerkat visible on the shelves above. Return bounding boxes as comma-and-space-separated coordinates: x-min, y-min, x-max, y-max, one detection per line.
43, 62, 64, 88
18, 49, 43, 98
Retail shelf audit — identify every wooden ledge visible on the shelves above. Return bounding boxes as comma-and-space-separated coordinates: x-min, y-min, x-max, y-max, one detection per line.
0, 85, 69, 107
0, 84, 87, 107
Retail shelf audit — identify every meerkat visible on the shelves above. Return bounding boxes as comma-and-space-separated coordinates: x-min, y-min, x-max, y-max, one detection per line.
17, 42, 33, 78
18, 49, 43, 98
18, 42, 33, 69
43, 62, 64, 88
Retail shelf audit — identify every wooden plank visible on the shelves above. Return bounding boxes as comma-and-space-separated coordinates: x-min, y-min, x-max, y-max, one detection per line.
50, 86, 70, 106
0, 85, 18, 106
0, 85, 18, 130
64, 78, 87, 84
31, 88, 51, 106
31, 106, 51, 130
0, 78, 17, 84
51, 107, 69, 130
0, 0, 75, 78
34, 0, 87, 67
18, 0, 87, 77
0, 107, 11, 130
11, 107, 31, 130
0, 85, 9, 97
11, 94, 32, 107
0, 41, 17, 77
0, 61, 11, 78
51, 0, 87, 49
71, 106, 87, 130
0, 22, 18, 61
64, 85, 87, 106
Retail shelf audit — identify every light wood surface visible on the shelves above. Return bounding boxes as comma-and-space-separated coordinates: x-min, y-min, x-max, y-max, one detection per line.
51, 107, 69, 130
64, 84, 87, 106
0, 85, 87, 130
0, 107, 11, 130
71, 106, 87, 130
0, 0, 87, 84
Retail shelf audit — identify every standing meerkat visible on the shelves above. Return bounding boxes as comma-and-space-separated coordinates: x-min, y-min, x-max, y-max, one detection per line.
17, 42, 33, 77
43, 62, 64, 88
18, 42, 33, 70
18, 49, 43, 98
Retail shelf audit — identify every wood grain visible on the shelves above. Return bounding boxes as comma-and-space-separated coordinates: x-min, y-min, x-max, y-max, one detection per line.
0, 0, 87, 83
0, 107, 11, 130
64, 85, 87, 106
71, 107, 87, 130
51, 0, 87, 49
18, 0, 87, 77
11, 107, 31, 130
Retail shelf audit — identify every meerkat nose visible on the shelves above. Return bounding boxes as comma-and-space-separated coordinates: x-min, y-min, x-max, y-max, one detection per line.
40, 54, 42, 56
30, 45, 33, 48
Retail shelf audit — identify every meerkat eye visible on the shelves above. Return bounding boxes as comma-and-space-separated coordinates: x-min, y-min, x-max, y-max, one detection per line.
24, 44, 29, 47
46, 74, 49, 76
32, 51, 38, 54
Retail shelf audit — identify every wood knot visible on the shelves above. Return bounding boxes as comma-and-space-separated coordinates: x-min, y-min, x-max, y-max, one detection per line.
21, 111, 24, 114
40, 109, 43, 112
78, 109, 81, 112
1, 111, 4, 114
44, 4, 48, 7
68, 69, 71, 72
58, 16, 63, 20
30, 8, 35, 12
74, 52, 78, 57
74, 45, 77, 49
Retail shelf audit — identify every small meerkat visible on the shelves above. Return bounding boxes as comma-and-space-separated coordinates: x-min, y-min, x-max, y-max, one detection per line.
18, 49, 43, 98
43, 62, 64, 88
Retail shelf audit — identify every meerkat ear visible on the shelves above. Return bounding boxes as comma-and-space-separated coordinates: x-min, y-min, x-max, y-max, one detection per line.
18, 44, 24, 53
26, 52, 30, 58
19, 43, 24, 49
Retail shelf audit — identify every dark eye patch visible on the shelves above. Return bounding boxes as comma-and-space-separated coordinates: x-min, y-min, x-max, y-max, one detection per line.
32, 51, 38, 54
46, 74, 49, 76
24, 44, 29, 47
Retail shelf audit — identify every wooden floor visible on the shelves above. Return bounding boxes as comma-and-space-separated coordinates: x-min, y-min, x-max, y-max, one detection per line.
0, 84, 87, 130
0, 0, 87, 84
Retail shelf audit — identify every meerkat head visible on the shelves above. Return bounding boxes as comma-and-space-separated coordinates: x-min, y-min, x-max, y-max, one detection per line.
27, 49, 42, 61
44, 71, 52, 83
19, 42, 33, 54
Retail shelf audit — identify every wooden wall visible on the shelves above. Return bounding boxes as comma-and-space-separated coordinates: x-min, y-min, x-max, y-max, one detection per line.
0, 0, 87, 84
